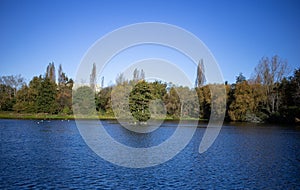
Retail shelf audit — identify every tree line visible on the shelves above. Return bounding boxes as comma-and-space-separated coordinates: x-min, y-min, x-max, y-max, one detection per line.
0, 63, 73, 114
0, 55, 299, 123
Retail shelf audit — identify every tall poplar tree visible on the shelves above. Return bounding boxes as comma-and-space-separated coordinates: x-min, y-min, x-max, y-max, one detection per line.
90, 63, 97, 92
195, 59, 205, 88
46, 62, 56, 83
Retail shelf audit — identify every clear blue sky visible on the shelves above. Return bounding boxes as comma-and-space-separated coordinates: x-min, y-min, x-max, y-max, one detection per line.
1, 0, 299, 85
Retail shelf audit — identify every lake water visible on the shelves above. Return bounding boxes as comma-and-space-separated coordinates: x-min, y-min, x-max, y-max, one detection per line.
1, 119, 299, 189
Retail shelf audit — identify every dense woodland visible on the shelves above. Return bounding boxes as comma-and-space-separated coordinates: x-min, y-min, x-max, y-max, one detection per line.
0, 55, 299, 123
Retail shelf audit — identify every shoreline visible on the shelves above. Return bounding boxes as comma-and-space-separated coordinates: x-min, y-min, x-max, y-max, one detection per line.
0, 112, 205, 121
0, 112, 298, 125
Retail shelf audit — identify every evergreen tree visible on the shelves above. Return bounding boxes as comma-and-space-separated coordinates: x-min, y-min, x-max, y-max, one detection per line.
236, 73, 246, 83
129, 80, 152, 122
279, 68, 300, 122
36, 77, 58, 113
14, 76, 42, 113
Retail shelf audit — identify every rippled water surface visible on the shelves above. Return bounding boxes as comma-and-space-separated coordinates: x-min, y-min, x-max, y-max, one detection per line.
1, 119, 299, 189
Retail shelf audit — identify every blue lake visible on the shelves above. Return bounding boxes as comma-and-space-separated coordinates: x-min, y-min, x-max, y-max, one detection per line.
1, 119, 299, 189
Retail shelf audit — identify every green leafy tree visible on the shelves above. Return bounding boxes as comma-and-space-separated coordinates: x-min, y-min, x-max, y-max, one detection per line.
279, 68, 300, 122
13, 85, 31, 112
0, 84, 15, 111
196, 85, 211, 119
15, 75, 59, 114
13, 76, 42, 113
290, 68, 300, 106
150, 81, 167, 99
164, 87, 181, 118
228, 81, 258, 121
56, 65, 73, 114
129, 80, 153, 122
149, 81, 167, 118
72, 86, 95, 115
36, 77, 58, 113
96, 86, 113, 114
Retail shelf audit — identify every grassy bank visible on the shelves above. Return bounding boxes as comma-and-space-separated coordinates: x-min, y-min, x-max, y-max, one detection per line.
0, 112, 75, 120
0, 111, 205, 121
0, 112, 123, 120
